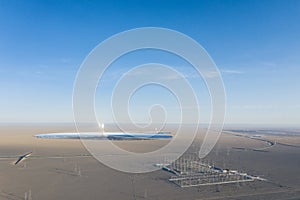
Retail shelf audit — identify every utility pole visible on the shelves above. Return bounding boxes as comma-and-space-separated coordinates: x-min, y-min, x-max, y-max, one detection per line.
131, 175, 137, 200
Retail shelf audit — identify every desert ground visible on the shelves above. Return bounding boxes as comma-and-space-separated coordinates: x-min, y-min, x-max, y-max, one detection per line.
0, 124, 299, 200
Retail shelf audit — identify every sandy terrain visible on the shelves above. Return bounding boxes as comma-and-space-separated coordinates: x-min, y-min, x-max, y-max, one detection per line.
0, 124, 299, 200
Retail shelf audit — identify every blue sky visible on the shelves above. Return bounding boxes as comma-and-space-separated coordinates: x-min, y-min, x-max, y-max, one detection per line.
0, 0, 299, 125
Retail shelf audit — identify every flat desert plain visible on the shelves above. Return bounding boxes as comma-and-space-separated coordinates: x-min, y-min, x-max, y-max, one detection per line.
0, 124, 299, 200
